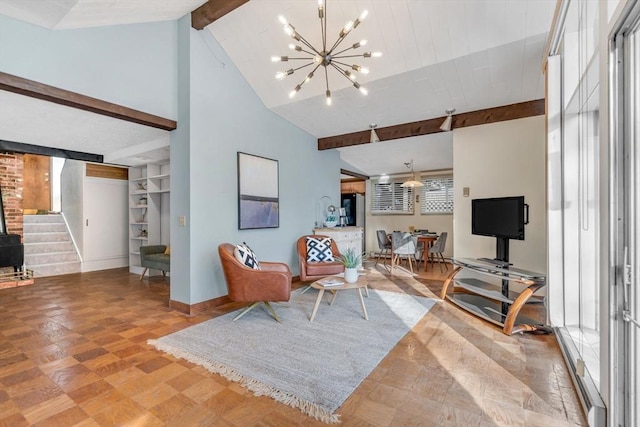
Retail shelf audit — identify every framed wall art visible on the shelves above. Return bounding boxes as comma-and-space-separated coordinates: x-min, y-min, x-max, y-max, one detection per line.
237, 152, 279, 229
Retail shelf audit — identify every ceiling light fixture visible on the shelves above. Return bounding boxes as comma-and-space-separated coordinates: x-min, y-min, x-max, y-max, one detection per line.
272, 0, 381, 106
400, 160, 424, 188
439, 108, 456, 132
369, 123, 380, 143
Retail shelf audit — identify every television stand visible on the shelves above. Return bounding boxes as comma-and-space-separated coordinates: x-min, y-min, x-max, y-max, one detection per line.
440, 258, 551, 335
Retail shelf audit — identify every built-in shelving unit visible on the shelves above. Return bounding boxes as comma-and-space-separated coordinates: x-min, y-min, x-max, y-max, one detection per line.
441, 258, 550, 335
128, 162, 170, 276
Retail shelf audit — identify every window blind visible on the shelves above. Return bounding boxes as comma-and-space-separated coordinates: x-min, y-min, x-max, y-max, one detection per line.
420, 175, 454, 214
371, 178, 414, 214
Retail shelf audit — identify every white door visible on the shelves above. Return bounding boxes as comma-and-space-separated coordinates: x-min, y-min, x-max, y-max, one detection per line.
83, 177, 128, 269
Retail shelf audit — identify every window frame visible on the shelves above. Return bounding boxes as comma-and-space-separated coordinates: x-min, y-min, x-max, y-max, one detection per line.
370, 176, 415, 215
420, 174, 454, 215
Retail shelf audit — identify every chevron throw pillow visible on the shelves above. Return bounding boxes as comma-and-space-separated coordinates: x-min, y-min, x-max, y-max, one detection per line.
234, 242, 260, 269
306, 237, 335, 262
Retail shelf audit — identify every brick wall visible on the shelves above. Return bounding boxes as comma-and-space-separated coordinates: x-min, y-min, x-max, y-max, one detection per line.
0, 152, 24, 237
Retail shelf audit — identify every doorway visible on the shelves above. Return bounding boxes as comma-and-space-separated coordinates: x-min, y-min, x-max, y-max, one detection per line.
22, 154, 51, 212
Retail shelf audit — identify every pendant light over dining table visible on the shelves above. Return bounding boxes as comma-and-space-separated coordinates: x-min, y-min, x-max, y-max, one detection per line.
401, 160, 424, 188
272, 0, 382, 106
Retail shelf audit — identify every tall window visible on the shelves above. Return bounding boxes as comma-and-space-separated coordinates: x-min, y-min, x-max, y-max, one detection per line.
371, 178, 414, 214
420, 175, 453, 214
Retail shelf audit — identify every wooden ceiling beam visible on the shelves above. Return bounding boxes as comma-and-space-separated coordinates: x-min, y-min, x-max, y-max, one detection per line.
0, 72, 177, 131
191, 0, 250, 30
318, 99, 545, 150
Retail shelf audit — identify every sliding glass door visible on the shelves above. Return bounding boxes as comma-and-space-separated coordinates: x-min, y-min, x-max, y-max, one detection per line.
612, 4, 640, 425
546, 1, 606, 423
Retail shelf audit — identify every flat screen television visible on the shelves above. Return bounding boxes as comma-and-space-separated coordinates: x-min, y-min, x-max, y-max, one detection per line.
472, 196, 527, 240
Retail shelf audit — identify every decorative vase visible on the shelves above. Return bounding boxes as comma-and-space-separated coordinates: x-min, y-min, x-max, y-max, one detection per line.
344, 267, 358, 283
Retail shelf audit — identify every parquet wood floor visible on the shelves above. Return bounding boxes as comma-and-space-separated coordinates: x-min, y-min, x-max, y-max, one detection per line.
0, 263, 587, 426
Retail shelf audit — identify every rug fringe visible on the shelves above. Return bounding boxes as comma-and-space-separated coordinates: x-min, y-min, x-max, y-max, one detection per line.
148, 339, 341, 424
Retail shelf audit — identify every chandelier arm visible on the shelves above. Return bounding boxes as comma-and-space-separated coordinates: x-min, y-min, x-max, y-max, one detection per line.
319, 12, 326, 53
282, 57, 316, 60
323, 1, 327, 52
332, 54, 368, 59
332, 60, 356, 68
329, 63, 356, 84
327, 34, 348, 56
324, 66, 330, 91
295, 63, 322, 88
286, 62, 316, 75
333, 45, 357, 56
294, 32, 322, 56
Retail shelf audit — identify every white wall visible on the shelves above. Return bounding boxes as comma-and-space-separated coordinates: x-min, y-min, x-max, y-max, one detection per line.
453, 115, 547, 275
60, 160, 84, 255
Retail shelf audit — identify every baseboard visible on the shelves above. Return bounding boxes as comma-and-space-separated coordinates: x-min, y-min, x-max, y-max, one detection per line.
170, 294, 231, 315
82, 256, 128, 272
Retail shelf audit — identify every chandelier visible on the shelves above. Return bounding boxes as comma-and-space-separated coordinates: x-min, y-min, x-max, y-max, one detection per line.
271, 0, 381, 106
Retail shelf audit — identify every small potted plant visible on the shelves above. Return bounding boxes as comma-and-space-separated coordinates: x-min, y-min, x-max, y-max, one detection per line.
338, 248, 362, 283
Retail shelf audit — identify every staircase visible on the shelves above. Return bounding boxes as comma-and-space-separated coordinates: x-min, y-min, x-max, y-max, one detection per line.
23, 214, 81, 277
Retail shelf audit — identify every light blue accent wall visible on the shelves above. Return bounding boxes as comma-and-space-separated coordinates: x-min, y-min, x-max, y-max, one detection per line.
0, 14, 177, 119
169, 15, 192, 304
181, 26, 340, 304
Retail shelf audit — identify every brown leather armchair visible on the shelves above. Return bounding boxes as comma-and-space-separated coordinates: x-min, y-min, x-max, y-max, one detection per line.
296, 235, 344, 290
218, 243, 292, 322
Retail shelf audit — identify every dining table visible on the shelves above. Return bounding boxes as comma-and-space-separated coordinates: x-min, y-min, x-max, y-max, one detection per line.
416, 234, 438, 271
388, 232, 439, 273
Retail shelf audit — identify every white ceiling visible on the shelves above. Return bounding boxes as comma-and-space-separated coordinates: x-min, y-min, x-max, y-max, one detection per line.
0, 0, 555, 175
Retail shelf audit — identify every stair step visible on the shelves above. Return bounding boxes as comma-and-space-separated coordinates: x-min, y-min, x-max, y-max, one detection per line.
24, 241, 74, 254
23, 232, 70, 243
29, 261, 81, 278
23, 214, 65, 224
23, 223, 67, 233
25, 251, 79, 265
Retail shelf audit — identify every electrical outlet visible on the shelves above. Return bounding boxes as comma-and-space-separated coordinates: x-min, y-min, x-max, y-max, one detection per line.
179, 216, 186, 227
463, 187, 470, 197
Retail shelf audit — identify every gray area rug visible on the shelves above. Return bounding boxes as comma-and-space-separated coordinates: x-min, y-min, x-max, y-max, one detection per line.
148, 288, 436, 423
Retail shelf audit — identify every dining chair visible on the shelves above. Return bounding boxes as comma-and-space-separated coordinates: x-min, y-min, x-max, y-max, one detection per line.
391, 231, 416, 273
375, 230, 392, 268
428, 232, 448, 272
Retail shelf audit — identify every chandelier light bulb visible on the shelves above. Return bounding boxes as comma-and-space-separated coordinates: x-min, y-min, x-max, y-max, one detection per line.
289, 85, 301, 98
359, 10, 369, 21
275, 69, 293, 80
372, 52, 382, 57
352, 65, 369, 74
304, 72, 314, 83
271, 56, 288, 62
317, 0, 323, 6
326, 90, 332, 105
278, 15, 288, 25
313, 55, 322, 64
352, 40, 367, 49
345, 70, 357, 81
284, 25, 293, 36
359, 86, 368, 95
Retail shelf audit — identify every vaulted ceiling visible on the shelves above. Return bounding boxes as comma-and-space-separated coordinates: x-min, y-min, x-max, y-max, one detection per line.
0, 0, 555, 173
